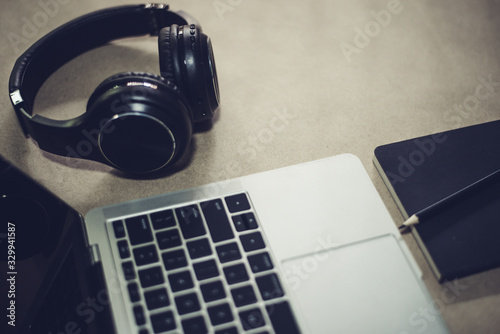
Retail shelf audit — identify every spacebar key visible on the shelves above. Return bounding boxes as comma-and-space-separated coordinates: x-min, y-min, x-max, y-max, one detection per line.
266, 301, 301, 334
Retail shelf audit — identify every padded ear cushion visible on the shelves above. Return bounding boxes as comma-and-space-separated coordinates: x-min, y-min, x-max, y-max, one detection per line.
159, 24, 220, 123
157, 26, 176, 82
87, 71, 184, 110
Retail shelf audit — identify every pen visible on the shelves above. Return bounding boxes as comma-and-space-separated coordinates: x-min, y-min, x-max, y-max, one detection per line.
399, 168, 500, 233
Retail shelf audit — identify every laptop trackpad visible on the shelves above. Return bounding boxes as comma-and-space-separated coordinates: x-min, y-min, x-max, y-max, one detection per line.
280, 234, 449, 334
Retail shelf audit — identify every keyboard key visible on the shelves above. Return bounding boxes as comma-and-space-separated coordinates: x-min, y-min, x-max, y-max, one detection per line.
225, 193, 251, 213
133, 245, 159, 266
223, 263, 249, 284
151, 209, 176, 229
175, 205, 206, 239
138, 266, 164, 288
125, 215, 153, 245
145, 288, 170, 310
207, 303, 234, 326
240, 232, 266, 252
133, 305, 146, 326
239, 308, 266, 330
242, 213, 258, 229
201, 199, 234, 242
168, 270, 194, 292
248, 252, 274, 273
122, 261, 136, 280
175, 292, 201, 315
139, 329, 149, 334
182, 316, 207, 334
127, 282, 140, 303
232, 213, 258, 232
187, 238, 212, 259
117, 240, 130, 259
162, 249, 188, 270
266, 301, 300, 334
216, 242, 241, 263
231, 215, 246, 232
112, 220, 126, 238
200, 280, 226, 302
151, 311, 176, 332
231, 285, 257, 307
194, 259, 219, 281
156, 228, 182, 250
256, 273, 284, 300
215, 327, 238, 334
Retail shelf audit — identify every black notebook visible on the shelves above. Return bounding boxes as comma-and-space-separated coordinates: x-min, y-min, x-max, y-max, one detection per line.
374, 120, 500, 282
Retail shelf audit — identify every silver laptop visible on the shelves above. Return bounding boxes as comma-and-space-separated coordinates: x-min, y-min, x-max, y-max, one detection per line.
1, 153, 449, 333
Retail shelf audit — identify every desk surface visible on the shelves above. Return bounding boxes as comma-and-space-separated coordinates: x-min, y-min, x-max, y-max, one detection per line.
1, 0, 499, 333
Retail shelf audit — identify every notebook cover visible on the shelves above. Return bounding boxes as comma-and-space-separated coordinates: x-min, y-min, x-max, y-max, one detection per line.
373, 120, 500, 281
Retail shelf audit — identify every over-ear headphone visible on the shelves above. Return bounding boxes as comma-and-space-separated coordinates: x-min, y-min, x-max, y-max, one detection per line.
9, 4, 220, 174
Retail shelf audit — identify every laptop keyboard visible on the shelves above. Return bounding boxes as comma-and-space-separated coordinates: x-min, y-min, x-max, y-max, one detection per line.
109, 192, 301, 334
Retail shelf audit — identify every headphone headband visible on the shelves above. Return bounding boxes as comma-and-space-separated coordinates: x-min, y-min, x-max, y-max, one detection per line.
9, 4, 192, 135
7, 4, 219, 174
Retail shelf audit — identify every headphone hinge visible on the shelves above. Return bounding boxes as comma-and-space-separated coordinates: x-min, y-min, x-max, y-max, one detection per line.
9, 90, 31, 137
145, 3, 170, 36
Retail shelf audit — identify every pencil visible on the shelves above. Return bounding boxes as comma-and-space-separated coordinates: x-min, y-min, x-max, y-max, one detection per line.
399, 168, 500, 233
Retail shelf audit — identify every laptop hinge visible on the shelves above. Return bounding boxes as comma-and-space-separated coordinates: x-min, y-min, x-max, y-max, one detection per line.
89, 244, 102, 266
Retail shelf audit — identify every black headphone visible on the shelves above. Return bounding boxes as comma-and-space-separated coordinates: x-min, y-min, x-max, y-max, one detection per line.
9, 4, 220, 174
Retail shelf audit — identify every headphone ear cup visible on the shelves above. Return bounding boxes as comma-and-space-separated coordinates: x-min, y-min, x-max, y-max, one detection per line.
158, 26, 177, 83
158, 24, 220, 123
86, 71, 194, 173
